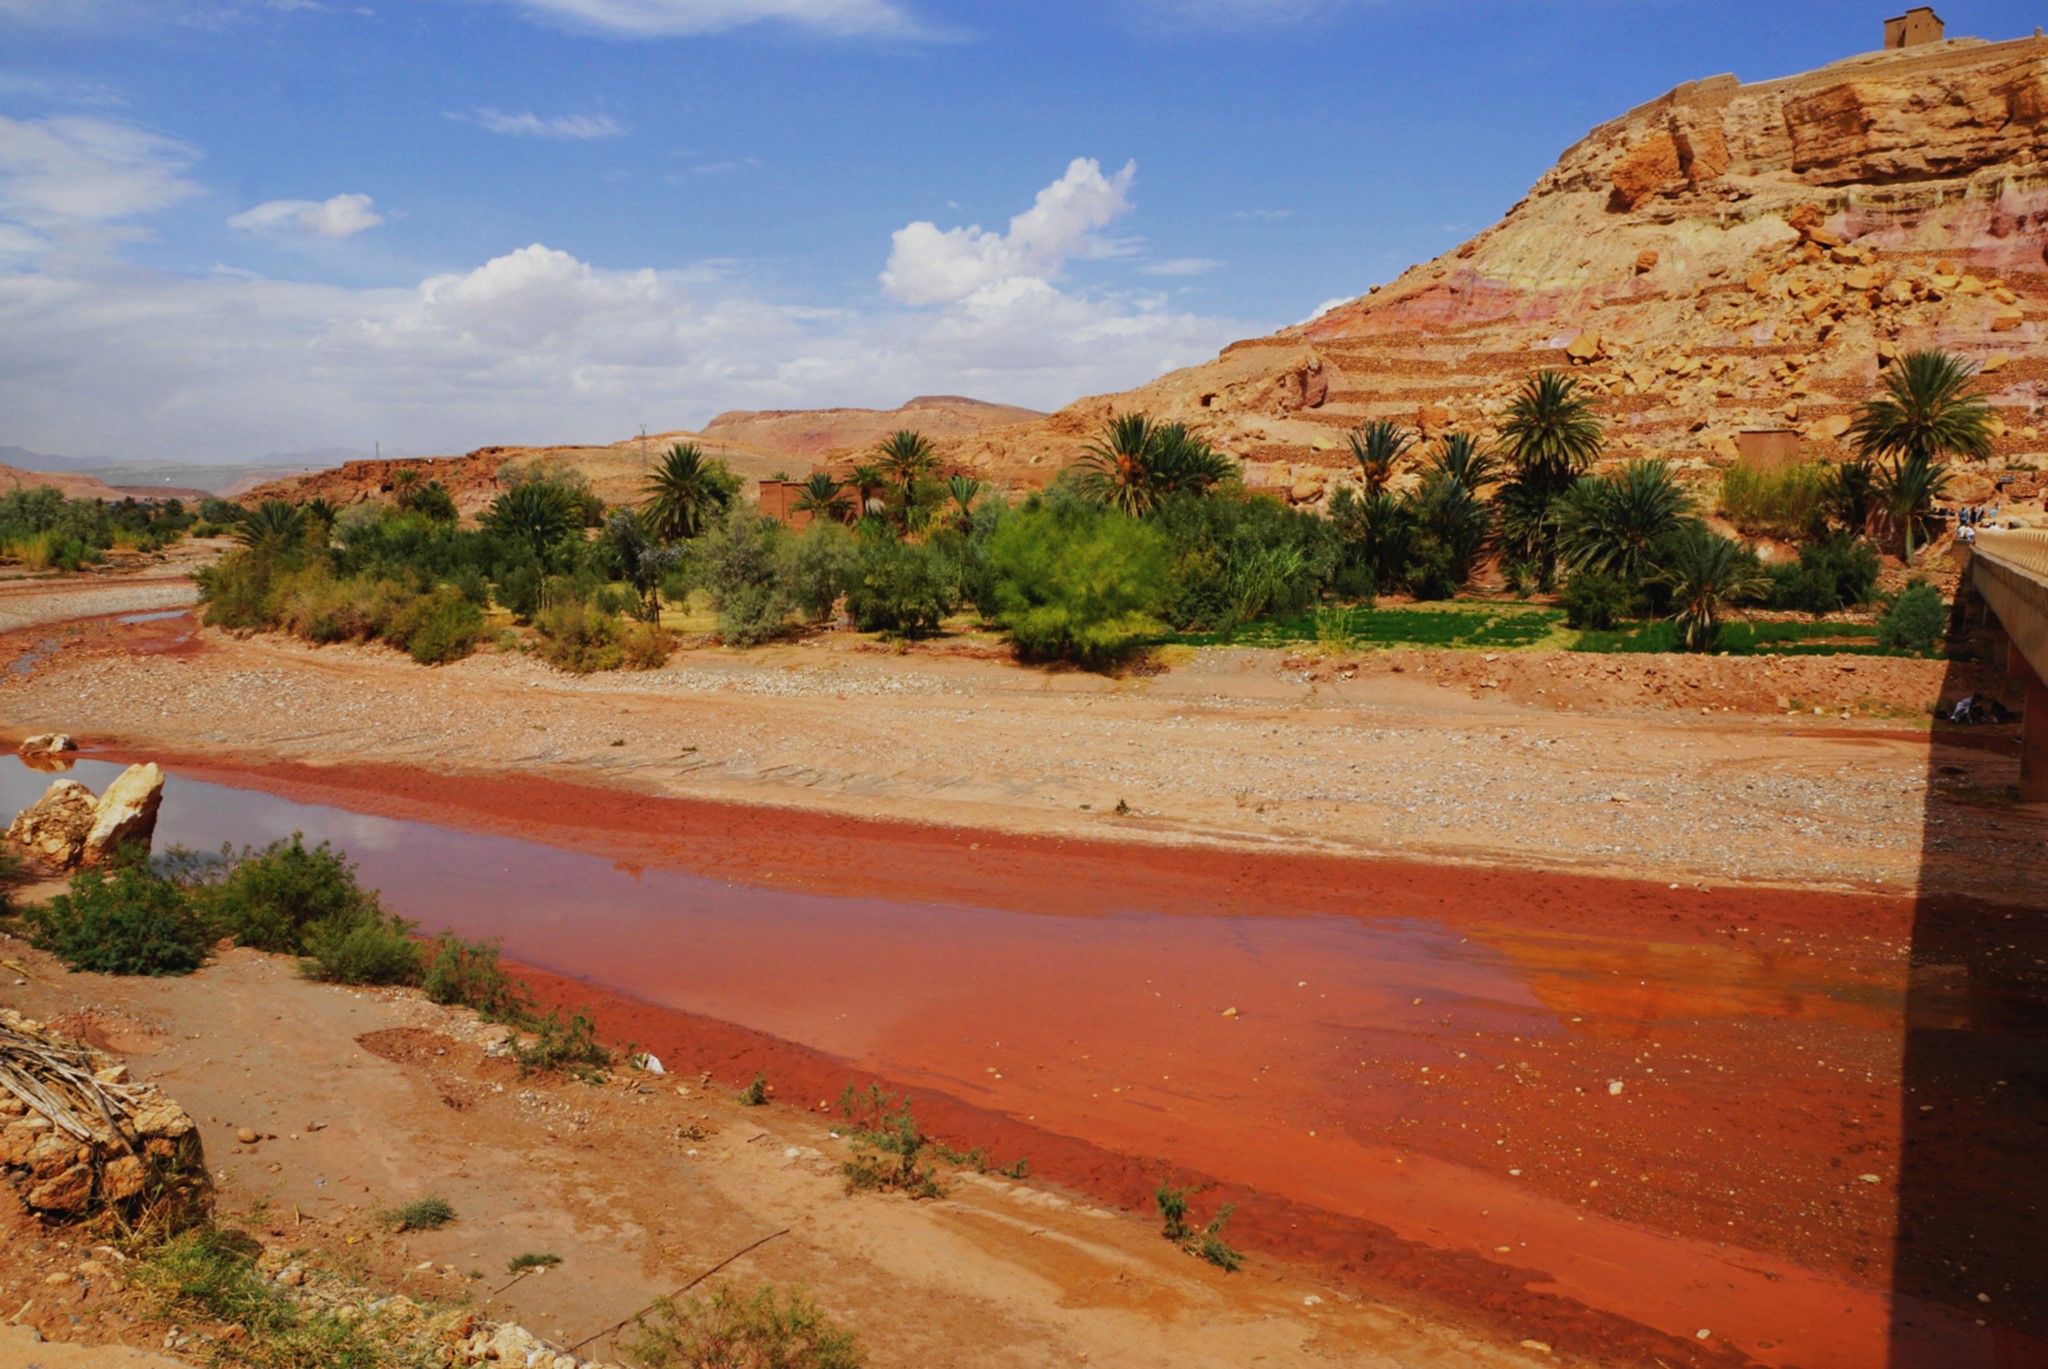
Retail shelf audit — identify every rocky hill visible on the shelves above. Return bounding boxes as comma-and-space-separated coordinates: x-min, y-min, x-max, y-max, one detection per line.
700, 395, 1044, 461
0, 463, 190, 503
950, 28, 2048, 507
242, 396, 1043, 514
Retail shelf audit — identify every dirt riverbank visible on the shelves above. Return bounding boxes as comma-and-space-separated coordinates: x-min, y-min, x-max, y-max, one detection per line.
1, 606, 2044, 1367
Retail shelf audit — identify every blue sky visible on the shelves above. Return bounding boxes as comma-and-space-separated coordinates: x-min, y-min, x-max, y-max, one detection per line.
1, 0, 2040, 462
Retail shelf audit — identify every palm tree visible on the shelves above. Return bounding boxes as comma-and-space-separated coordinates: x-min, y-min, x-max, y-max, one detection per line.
847, 462, 886, 517
1500, 371, 1605, 484
1658, 526, 1767, 652
876, 430, 938, 511
1347, 421, 1412, 494
1556, 458, 1694, 583
1424, 432, 1499, 496
1497, 372, 1605, 582
641, 443, 733, 543
237, 500, 306, 552
1874, 451, 1953, 562
945, 474, 983, 530
1824, 458, 1881, 536
1075, 414, 1233, 516
1410, 473, 1494, 586
1848, 350, 1988, 560
793, 472, 851, 522
486, 480, 576, 562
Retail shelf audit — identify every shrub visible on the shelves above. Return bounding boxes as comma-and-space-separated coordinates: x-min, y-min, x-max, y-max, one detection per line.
299, 909, 421, 986
534, 600, 625, 673
27, 864, 210, 976
843, 533, 953, 636
198, 549, 285, 630
1764, 534, 1879, 615
1878, 581, 1947, 653
738, 1072, 769, 1107
1720, 463, 1828, 540
784, 521, 856, 621
507, 1252, 561, 1274
1561, 572, 1639, 631
626, 1284, 864, 1369
509, 1008, 610, 1079
699, 509, 793, 647
835, 1084, 942, 1199
202, 834, 383, 954
1154, 1183, 1243, 1271
385, 587, 484, 666
421, 934, 534, 1022
986, 501, 1171, 667
1154, 493, 1335, 632
619, 619, 674, 670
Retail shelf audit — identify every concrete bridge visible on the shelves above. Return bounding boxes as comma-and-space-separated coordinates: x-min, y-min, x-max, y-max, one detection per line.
1968, 528, 2048, 801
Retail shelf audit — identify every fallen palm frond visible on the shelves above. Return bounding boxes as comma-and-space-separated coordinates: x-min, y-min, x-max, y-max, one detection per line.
0, 1014, 144, 1149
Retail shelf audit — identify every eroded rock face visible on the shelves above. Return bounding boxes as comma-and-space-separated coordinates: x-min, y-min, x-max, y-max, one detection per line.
83, 763, 165, 866
946, 30, 2048, 491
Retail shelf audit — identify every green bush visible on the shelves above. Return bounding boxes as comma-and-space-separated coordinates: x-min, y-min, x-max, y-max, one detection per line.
986, 501, 1171, 667
1561, 572, 1639, 631
843, 532, 953, 636
421, 934, 534, 1023
1878, 581, 1947, 653
626, 1283, 864, 1369
1764, 535, 1879, 615
509, 1008, 610, 1079
385, 587, 484, 665
299, 909, 420, 986
778, 520, 851, 623
534, 600, 625, 673
698, 509, 793, 647
1153, 493, 1335, 633
201, 834, 382, 954
27, 863, 211, 976
835, 1084, 943, 1199
1154, 1183, 1243, 1271
619, 619, 674, 669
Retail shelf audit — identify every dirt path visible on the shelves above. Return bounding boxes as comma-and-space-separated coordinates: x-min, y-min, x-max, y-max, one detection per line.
0, 940, 1542, 1369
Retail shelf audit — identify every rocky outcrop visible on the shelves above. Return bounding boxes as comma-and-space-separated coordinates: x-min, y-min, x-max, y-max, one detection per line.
6, 763, 166, 870
82, 763, 164, 866
943, 27, 2048, 494
0, 1012, 206, 1221
6, 781, 98, 868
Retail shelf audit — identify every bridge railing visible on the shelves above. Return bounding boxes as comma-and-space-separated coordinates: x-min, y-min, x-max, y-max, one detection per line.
1973, 527, 2048, 581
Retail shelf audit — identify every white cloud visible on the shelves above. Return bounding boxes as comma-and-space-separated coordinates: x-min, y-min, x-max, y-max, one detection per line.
491, 0, 913, 37
0, 115, 201, 226
1142, 257, 1221, 277
228, 192, 383, 238
882, 157, 1136, 307
0, 158, 1252, 461
449, 108, 626, 140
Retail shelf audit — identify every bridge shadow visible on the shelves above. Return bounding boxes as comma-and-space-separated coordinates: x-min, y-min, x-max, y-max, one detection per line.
1889, 583, 2048, 1368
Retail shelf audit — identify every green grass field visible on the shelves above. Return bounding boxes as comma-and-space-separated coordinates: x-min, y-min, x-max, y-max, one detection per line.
1177, 602, 1932, 658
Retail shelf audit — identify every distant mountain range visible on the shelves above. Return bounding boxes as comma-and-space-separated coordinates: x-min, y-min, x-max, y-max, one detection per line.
0, 445, 361, 497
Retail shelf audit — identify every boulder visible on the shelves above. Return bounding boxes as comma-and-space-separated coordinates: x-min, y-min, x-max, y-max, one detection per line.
6, 780, 99, 869
1564, 331, 1605, 364
83, 763, 163, 866
1992, 305, 2025, 332
17, 734, 75, 758
1635, 249, 1660, 275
